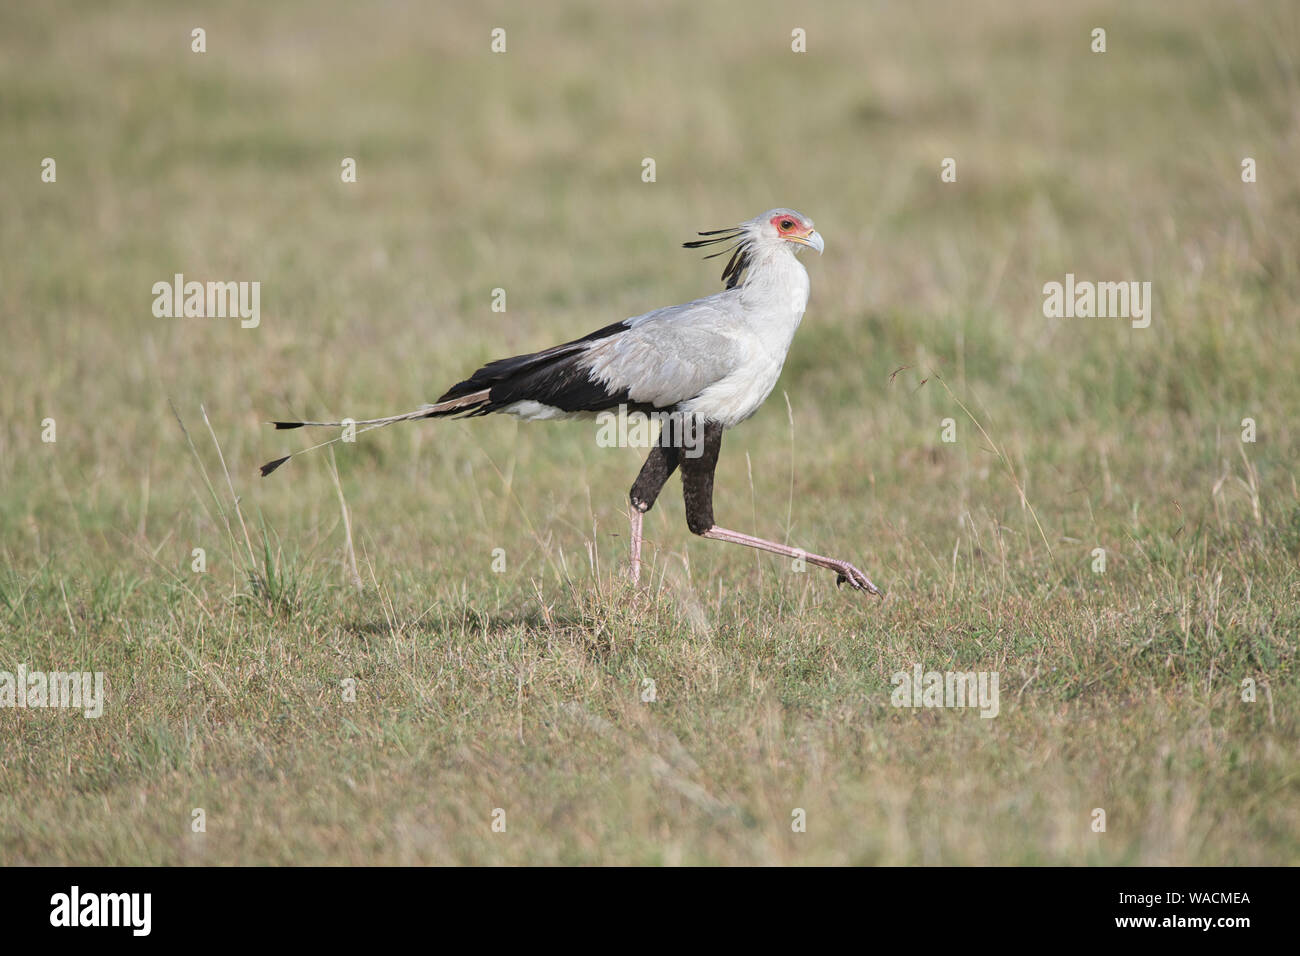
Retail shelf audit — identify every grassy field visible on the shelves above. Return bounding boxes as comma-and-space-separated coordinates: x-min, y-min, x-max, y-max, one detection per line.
1, 0, 1297, 865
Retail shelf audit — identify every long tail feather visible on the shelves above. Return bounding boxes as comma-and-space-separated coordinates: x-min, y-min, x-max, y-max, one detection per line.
270, 408, 434, 430
260, 391, 488, 477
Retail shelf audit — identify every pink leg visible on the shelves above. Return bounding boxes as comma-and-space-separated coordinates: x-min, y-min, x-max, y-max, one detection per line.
702, 526, 882, 595
629, 507, 644, 584
627, 442, 678, 587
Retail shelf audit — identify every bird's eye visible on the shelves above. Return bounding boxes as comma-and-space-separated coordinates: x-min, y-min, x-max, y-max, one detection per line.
780, 219, 794, 230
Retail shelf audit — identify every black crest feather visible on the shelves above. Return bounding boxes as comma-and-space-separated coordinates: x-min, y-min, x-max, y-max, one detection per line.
683, 228, 752, 290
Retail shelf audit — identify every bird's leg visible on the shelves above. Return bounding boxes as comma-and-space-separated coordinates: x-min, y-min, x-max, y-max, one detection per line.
628, 508, 643, 584
679, 420, 882, 595
627, 439, 681, 584
698, 527, 882, 594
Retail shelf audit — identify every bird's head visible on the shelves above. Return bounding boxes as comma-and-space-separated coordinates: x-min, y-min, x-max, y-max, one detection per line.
752, 208, 824, 255
684, 208, 823, 289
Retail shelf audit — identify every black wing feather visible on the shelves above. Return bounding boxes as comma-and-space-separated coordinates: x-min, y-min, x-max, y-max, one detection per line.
436, 318, 658, 416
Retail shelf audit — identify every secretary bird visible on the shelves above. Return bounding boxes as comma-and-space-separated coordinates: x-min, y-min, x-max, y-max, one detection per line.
261, 208, 881, 594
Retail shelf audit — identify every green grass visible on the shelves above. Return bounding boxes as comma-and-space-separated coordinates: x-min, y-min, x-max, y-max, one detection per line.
0, 0, 1296, 864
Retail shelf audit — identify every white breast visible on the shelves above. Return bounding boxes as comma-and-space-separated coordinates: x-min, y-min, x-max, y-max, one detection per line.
680, 252, 810, 427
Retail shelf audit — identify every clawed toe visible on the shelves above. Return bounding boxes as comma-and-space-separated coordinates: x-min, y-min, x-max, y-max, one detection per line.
834, 563, 882, 596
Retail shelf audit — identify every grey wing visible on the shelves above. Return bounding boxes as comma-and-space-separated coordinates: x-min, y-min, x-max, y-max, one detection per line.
579, 297, 748, 410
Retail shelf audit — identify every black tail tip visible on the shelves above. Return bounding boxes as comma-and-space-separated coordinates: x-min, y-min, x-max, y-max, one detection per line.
260, 456, 290, 477
271, 421, 306, 430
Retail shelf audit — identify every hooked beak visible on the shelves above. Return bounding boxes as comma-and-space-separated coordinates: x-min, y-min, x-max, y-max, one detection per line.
788, 229, 824, 254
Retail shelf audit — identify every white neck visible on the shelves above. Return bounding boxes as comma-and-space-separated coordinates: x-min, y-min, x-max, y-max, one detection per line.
740, 245, 810, 318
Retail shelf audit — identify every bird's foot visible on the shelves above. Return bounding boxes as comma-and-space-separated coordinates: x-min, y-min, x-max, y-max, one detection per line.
832, 561, 882, 596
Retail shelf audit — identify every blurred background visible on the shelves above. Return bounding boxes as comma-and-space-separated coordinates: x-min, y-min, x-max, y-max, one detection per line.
0, 0, 1296, 864
3, 0, 1296, 566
